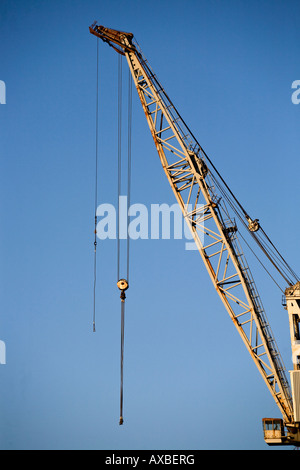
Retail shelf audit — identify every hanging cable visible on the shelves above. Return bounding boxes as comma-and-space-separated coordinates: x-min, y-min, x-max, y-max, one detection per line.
116, 59, 133, 425
117, 279, 129, 425
259, 227, 299, 283
120, 296, 125, 425
127, 69, 132, 283
93, 38, 100, 333
209, 176, 284, 291
209, 169, 298, 287
117, 54, 123, 281
126, 42, 298, 287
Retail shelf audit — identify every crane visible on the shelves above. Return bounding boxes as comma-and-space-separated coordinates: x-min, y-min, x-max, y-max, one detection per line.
89, 22, 300, 447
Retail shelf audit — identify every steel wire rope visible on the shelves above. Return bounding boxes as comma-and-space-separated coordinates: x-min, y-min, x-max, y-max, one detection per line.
209, 172, 280, 281
254, 230, 296, 285
133, 39, 298, 286
117, 54, 124, 425
119, 295, 125, 425
117, 56, 133, 425
217, 187, 286, 293
210, 171, 296, 288
259, 227, 299, 282
204, 162, 298, 286
208, 177, 285, 291
93, 38, 100, 333
117, 54, 122, 281
127, 69, 132, 282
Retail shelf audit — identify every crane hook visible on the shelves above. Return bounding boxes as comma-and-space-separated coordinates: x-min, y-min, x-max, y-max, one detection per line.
117, 278, 129, 425
117, 279, 129, 300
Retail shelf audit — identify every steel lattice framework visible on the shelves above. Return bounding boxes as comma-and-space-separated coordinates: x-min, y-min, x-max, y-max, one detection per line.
89, 23, 296, 428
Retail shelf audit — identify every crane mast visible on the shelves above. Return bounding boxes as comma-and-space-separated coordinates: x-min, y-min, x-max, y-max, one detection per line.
90, 23, 300, 446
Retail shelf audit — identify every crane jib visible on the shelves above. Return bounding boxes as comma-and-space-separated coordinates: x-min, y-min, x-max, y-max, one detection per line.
90, 22, 300, 447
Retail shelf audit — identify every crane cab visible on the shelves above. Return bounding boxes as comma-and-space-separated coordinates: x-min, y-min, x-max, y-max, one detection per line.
262, 419, 285, 446
262, 418, 300, 446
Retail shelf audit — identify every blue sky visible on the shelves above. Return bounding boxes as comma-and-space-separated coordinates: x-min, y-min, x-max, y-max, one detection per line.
0, 0, 299, 450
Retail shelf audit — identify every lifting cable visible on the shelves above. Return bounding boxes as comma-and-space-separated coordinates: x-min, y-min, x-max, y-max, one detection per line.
93, 38, 100, 333
127, 67, 132, 283
176, 108, 299, 286
117, 54, 122, 282
93, 47, 133, 424
209, 170, 299, 287
259, 227, 299, 283
117, 55, 133, 425
211, 177, 286, 292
